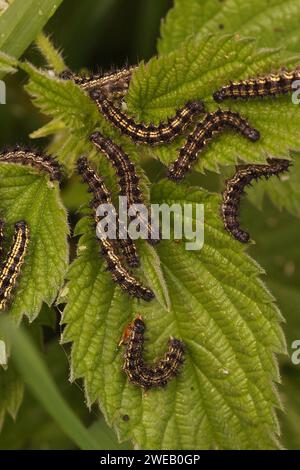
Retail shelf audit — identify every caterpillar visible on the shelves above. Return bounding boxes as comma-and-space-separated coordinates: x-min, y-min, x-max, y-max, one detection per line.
0, 221, 30, 311
89, 89, 205, 145
77, 158, 154, 301
167, 109, 260, 181
0, 146, 63, 182
59, 66, 136, 100
101, 235, 154, 301
90, 132, 160, 245
120, 315, 185, 390
77, 156, 139, 268
0, 219, 4, 258
213, 67, 300, 102
222, 158, 291, 243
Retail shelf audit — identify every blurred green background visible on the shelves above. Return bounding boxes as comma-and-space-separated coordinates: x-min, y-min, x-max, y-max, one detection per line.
0, 0, 300, 450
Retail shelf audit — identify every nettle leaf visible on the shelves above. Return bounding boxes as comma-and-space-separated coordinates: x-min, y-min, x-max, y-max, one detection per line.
21, 62, 100, 139
61, 180, 284, 449
126, 34, 300, 214
156, 0, 300, 217
20, 62, 105, 174
35, 33, 67, 74
158, 0, 300, 54
22, 62, 151, 199
0, 163, 68, 322
0, 364, 24, 431
127, 35, 300, 171
0, 51, 18, 74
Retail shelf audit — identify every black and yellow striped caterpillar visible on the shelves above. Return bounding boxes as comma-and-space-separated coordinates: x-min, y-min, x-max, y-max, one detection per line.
90, 132, 160, 245
59, 66, 136, 100
222, 158, 291, 243
167, 109, 260, 181
0, 221, 30, 311
120, 315, 185, 390
0, 146, 63, 182
77, 157, 154, 301
90, 89, 205, 146
213, 67, 300, 102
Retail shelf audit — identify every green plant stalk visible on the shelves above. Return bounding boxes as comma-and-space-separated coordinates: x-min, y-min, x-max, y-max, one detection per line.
0, 0, 63, 64
0, 317, 120, 450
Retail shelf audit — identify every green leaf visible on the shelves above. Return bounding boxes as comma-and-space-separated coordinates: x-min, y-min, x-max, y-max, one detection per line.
0, 163, 69, 322
0, 50, 18, 74
21, 62, 100, 140
30, 118, 66, 139
155, 0, 300, 215
126, 34, 300, 216
0, 0, 63, 63
128, 35, 300, 170
22, 62, 103, 176
21, 62, 118, 174
0, 364, 24, 430
21, 62, 153, 206
35, 33, 67, 73
138, 243, 171, 311
158, 0, 300, 54
61, 180, 284, 449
